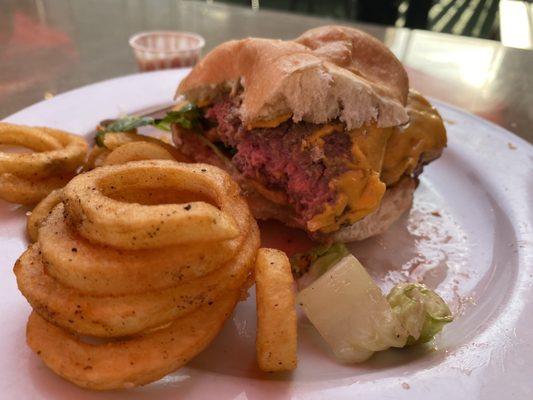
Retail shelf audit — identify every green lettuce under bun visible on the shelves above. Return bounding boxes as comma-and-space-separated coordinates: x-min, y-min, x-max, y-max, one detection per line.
290, 243, 349, 278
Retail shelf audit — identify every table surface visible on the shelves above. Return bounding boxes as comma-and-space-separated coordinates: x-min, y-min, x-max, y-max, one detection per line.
0, 0, 532, 143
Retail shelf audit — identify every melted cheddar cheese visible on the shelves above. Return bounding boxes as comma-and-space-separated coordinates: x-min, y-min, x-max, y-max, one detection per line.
303, 124, 344, 150
382, 91, 447, 186
247, 113, 292, 129
307, 90, 446, 233
194, 91, 445, 234
307, 124, 392, 233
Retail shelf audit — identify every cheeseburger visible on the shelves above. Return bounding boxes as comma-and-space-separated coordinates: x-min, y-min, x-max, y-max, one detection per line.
172, 25, 446, 242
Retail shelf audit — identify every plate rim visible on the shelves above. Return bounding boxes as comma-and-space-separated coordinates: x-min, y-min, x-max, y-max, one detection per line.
1, 68, 532, 399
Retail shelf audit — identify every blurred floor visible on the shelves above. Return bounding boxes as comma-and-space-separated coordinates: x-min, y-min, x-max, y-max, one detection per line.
219, 0, 503, 39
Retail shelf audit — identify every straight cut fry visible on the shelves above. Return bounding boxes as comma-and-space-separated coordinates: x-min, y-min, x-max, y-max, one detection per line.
255, 248, 297, 372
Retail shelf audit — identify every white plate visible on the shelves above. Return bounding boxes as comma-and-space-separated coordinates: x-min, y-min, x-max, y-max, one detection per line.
1, 69, 532, 400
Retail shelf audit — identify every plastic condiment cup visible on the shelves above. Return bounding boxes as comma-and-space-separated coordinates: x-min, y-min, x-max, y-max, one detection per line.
129, 31, 205, 71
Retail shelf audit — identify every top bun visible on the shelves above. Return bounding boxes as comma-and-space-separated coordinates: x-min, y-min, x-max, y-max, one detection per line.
177, 25, 409, 130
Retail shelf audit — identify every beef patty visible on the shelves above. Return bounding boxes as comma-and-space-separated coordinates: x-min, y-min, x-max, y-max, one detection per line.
174, 97, 356, 226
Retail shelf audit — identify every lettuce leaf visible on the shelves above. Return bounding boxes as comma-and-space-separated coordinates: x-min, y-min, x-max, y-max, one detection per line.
290, 243, 349, 279
295, 245, 454, 365
96, 103, 203, 147
387, 283, 453, 345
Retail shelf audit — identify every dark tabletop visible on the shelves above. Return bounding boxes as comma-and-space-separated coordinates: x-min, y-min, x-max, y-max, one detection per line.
1, 0, 531, 142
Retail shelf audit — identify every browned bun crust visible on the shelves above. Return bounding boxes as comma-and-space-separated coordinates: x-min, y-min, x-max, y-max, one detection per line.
177, 25, 409, 130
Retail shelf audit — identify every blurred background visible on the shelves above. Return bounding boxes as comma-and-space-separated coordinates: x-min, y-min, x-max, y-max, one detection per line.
220, 0, 532, 44
0, 0, 532, 141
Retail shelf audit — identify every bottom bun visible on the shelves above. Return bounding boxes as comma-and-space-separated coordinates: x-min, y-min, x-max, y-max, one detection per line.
243, 177, 416, 243
328, 177, 415, 242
